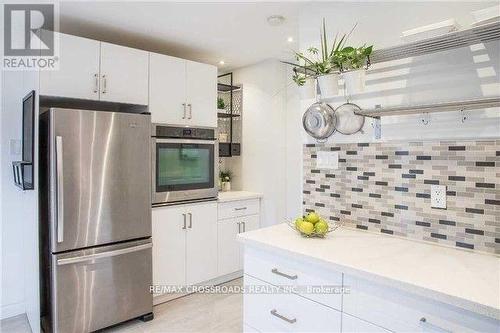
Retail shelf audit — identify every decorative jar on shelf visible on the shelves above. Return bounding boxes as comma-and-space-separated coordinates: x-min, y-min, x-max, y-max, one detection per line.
343, 69, 366, 95
317, 73, 339, 98
222, 182, 231, 192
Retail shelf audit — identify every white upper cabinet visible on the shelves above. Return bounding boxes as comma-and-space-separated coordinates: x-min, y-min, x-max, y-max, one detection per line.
99, 42, 149, 105
39, 33, 148, 105
149, 53, 187, 124
186, 60, 217, 127
40, 32, 100, 100
149, 53, 217, 127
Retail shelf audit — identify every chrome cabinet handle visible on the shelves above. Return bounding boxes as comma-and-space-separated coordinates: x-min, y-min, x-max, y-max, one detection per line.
419, 317, 452, 333
237, 222, 241, 233
234, 207, 247, 211
182, 213, 187, 229
188, 103, 192, 119
101, 75, 107, 94
188, 212, 193, 229
270, 309, 296, 324
93, 73, 99, 93
182, 103, 186, 119
57, 243, 152, 265
242, 221, 246, 232
271, 268, 297, 280
56, 136, 64, 243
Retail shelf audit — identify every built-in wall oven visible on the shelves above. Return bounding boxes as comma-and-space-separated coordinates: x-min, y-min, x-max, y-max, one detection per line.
151, 124, 218, 205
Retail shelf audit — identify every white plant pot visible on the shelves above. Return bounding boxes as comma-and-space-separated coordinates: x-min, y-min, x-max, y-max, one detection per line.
222, 182, 231, 192
343, 69, 366, 95
299, 78, 317, 100
317, 74, 339, 98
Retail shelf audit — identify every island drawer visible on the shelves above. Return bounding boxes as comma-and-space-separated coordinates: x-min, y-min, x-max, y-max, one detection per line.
219, 199, 260, 219
244, 275, 341, 332
244, 247, 343, 311
343, 275, 500, 333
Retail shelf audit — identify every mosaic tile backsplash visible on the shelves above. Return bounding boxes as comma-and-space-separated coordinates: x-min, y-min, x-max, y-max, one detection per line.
303, 140, 500, 254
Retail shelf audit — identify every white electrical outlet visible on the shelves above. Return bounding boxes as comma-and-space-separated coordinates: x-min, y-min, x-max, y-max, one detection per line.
316, 151, 339, 169
431, 185, 447, 209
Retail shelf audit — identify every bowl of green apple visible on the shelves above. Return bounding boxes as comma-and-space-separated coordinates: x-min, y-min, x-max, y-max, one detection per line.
288, 211, 342, 238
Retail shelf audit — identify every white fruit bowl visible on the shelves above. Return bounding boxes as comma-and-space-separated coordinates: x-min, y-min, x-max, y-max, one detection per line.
286, 219, 343, 238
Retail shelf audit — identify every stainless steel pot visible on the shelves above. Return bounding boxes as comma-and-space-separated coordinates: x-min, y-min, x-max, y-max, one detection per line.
302, 102, 337, 141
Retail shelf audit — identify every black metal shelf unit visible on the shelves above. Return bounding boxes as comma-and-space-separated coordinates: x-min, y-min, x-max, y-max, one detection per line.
217, 72, 241, 157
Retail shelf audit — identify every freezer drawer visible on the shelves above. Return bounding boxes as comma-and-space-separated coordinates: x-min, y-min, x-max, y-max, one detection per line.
51, 239, 153, 333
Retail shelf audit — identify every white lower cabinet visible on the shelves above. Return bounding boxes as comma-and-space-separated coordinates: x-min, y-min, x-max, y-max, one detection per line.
152, 201, 217, 294
244, 275, 342, 332
242, 245, 499, 333
342, 314, 390, 333
343, 275, 499, 333
152, 204, 186, 287
218, 214, 259, 276
217, 198, 261, 277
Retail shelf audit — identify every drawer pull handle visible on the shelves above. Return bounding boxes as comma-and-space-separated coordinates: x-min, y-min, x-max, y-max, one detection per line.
271, 268, 297, 280
270, 309, 296, 324
419, 317, 452, 333
234, 207, 247, 211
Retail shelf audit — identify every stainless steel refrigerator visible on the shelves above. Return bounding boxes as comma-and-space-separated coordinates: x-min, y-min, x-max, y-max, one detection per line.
39, 108, 153, 333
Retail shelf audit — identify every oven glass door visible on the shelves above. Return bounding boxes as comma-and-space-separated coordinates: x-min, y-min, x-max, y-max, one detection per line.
156, 141, 214, 192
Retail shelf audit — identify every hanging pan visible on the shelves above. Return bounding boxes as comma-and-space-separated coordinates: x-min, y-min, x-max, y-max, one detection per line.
302, 102, 337, 141
333, 102, 365, 135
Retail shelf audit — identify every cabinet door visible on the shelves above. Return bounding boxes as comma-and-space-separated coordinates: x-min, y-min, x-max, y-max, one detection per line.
152, 206, 186, 289
186, 202, 218, 285
40, 32, 100, 100
149, 53, 188, 125
100, 42, 149, 105
186, 60, 217, 127
239, 214, 260, 269
342, 313, 390, 333
217, 218, 240, 276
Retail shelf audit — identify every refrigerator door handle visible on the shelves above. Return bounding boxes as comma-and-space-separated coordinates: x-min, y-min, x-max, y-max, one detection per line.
56, 136, 64, 243
57, 243, 153, 266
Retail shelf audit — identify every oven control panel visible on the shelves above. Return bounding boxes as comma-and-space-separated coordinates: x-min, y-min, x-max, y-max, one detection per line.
154, 125, 215, 140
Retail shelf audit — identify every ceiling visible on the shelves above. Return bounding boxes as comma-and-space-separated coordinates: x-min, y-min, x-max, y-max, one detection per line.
59, 1, 302, 71
58, 1, 497, 72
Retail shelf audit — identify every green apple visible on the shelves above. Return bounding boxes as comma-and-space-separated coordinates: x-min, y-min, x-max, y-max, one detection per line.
314, 220, 329, 235
299, 221, 314, 235
294, 217, 304, 229
305, 212, 320, 224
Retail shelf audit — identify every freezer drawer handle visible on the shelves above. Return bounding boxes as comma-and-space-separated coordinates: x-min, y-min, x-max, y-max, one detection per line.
270, 309, 296, 324
271, 268, 297, 280
56, 136, 64, 243
57, 243, 153, 265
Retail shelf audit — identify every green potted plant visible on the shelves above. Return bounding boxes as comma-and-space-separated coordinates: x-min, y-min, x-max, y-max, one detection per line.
292, 19, 350, 98
339, 45, 373, 95
217, 97, 226, 110
219, 170, 232, 191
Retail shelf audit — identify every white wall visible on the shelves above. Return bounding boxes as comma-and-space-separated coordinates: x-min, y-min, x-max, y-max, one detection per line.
0, 4, 40, 329
225, 60, 302, 226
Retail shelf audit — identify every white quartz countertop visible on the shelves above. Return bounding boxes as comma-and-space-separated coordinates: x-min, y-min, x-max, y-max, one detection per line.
218, 191, 263, 203
238, 223, 500, 320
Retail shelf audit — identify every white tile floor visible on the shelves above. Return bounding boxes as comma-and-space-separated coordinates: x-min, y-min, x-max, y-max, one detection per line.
0, 278, 243, 333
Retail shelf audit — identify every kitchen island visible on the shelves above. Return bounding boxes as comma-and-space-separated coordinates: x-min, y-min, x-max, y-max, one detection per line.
238, 223, 500, 332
